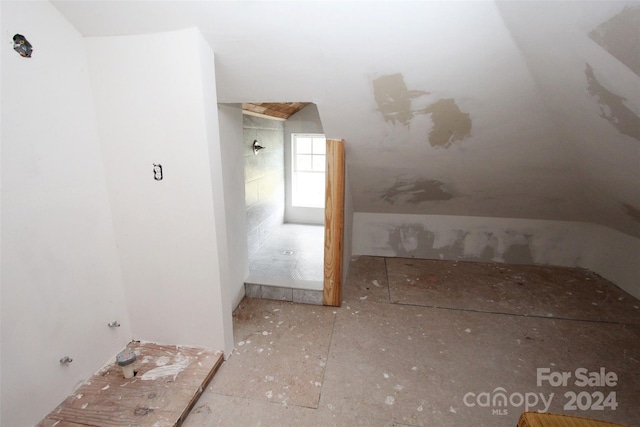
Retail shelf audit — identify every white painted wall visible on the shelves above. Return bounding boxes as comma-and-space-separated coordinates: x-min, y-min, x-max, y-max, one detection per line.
284, 104, 325, 225
198, 35, 237, 356
216, 104, 249, 310
1, 4, 4, 421
582, 225, 640, 299
1, 2, 132, 426
85, 28, 232, 354
342, 163, 354, 286
352, 213, 640, 300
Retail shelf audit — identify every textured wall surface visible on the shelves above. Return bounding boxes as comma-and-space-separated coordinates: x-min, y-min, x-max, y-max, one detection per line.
244, 115, 285, 256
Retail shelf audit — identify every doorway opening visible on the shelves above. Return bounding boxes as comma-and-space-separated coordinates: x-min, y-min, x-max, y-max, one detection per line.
243, 103, 326, 304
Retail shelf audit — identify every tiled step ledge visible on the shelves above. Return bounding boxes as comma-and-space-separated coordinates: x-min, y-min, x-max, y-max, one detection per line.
244, 279, 323, 306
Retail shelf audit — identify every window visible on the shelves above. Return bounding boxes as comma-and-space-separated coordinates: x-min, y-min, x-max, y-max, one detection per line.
292, 133, 326, 208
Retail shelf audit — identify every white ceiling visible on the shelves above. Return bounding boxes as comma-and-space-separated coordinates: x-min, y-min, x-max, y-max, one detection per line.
51, 0, 640, 237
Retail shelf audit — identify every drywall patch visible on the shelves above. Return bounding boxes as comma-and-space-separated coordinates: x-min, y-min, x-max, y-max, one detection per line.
622, 203, 640, 223
502, 237, 534, 265
388, 225, 466, 259
373, 73, 429, 126
384, 224, 535, 264
423, 99, 472, 148
372, 74, 472, 148
589, 6, 640, 77
381, 178, 455, 205
585, 63, 640, 141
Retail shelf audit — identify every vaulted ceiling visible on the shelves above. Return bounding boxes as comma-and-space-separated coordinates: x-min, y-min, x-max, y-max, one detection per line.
51, 0, 640, 238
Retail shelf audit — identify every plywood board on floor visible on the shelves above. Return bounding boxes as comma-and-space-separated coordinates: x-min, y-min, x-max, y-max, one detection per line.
386, 258, 640, 323
183, 256, 640, 427
320, 297, 640, 426
342, 255, 390, 303
38, 342, 223, 427
209, 298, 335, 408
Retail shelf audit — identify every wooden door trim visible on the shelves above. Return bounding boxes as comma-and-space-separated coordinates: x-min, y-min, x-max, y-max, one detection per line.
323, 139, 345, 306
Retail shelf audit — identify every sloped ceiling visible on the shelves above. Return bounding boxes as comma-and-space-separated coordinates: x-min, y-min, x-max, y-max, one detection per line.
51, 0, 640, 237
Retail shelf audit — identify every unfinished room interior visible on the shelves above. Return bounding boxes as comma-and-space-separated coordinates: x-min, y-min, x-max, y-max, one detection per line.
1, 1, 639, 426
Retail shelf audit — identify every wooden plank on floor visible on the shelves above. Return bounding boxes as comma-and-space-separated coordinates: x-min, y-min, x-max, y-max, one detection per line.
37, 342, 223, 427
38, 419, 89, 427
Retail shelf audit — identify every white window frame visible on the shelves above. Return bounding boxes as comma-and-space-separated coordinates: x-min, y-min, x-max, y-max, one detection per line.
291, 133, 326, 208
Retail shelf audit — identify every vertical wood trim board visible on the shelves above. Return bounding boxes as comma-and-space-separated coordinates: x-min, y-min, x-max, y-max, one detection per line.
324, 139, 345, 306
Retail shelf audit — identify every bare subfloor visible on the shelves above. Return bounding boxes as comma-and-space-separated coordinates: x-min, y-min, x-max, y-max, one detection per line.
183, 257, 640, 427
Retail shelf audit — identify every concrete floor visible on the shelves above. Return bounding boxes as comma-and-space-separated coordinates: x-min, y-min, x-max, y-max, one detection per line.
183, 257, 640, 427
